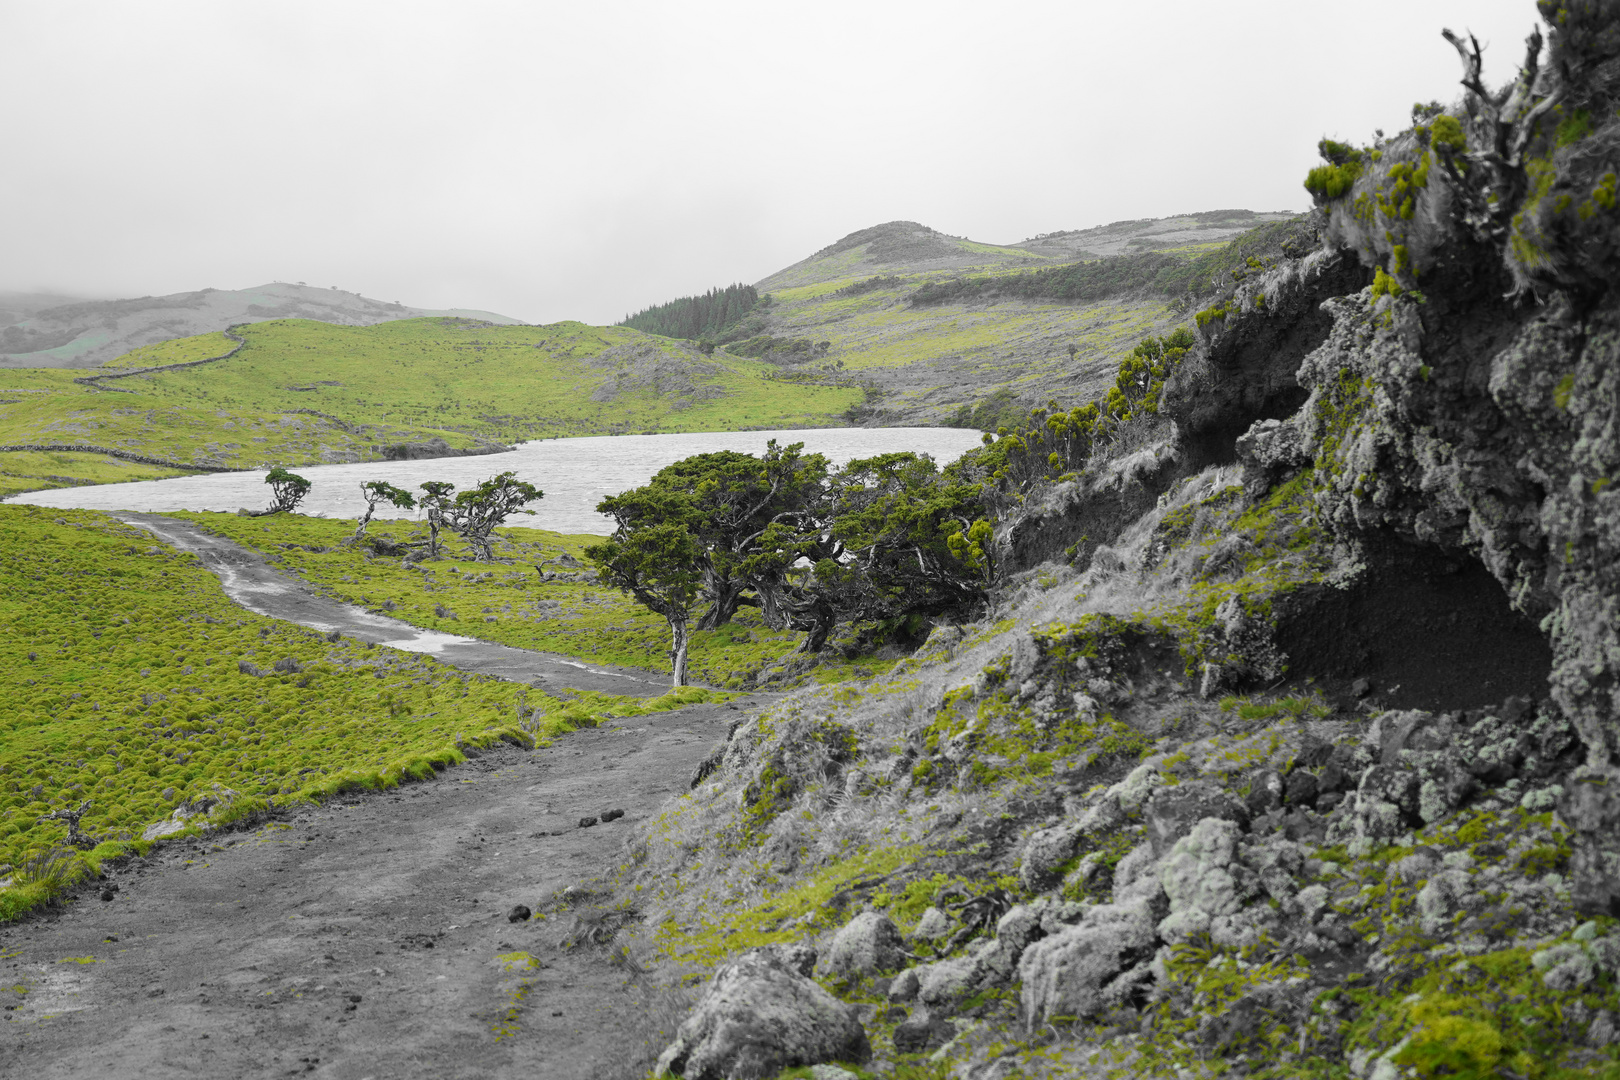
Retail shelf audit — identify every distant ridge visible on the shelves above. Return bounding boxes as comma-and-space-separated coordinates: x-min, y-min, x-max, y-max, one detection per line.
0, 282, 523, 369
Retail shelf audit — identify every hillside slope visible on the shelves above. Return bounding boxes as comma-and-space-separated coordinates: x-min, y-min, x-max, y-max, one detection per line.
557, 10, 1620, 1077
736, 213, 1299, 427
0, 317, 861, 495
0, 282, 521, 369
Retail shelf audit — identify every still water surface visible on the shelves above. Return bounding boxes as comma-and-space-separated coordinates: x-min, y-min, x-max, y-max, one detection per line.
9, 427, 986, 535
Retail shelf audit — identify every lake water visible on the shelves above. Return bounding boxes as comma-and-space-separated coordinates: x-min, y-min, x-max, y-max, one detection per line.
8, 427, 987, 535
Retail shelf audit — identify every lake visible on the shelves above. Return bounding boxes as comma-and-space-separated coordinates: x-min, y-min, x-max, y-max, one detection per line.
8, 427, 988, 535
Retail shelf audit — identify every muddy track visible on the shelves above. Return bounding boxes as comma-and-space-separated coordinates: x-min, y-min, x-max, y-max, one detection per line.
0, 515, 754, 1078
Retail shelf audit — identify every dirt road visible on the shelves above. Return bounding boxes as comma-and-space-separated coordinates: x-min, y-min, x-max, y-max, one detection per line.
0, 516, 747, 1078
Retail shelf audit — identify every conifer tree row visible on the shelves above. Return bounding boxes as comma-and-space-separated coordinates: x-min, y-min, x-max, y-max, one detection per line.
617, 283, 760, 341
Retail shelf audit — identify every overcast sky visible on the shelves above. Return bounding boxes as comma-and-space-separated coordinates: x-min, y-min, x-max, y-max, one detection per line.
3, 0, 1542, 325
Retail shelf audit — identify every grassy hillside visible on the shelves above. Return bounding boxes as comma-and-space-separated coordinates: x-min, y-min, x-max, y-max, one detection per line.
729, 213, 1301, 426
0, 282, 522, 369
0, 504, 741, 911
0, 318, 862, 495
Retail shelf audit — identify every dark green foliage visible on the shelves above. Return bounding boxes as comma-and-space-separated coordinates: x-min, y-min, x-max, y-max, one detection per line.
587, 492, 707, 687
724, 335, 829, 363
617, 283, 760, 342
1304, 138, 1368, 201
954, 328, 1195, 502
351, 480, 416, 542
946, 388, 1030, 433
262, 466, 311, 515
445, 472, 544, 562
834, 275, 906, 297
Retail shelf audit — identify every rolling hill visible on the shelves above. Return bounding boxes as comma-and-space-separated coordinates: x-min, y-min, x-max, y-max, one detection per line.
0, 282, 522, 369
0, 317, 861, 497
730, 210, 1299, 426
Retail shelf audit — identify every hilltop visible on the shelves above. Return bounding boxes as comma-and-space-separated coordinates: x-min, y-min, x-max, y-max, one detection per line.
0, 282, 522, 370
717, 212, 1300, 428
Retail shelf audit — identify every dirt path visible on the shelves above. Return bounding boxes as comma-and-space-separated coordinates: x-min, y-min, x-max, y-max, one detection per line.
119, 512, 673, 698
1, 514, 751, 1077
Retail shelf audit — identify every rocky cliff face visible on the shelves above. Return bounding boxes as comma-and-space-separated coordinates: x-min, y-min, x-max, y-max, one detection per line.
1161, 1, 1620, 912
586, 7, 1620, 1077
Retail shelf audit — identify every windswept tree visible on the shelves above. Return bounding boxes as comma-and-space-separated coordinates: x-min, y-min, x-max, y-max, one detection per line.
258, 466, 311, 516
416, 481, 456, 557
351, 480, 416, 543
444, 471, 544, 561
586, 515, 704, 687
803, 452, 994, 644
642, 441, 830, 630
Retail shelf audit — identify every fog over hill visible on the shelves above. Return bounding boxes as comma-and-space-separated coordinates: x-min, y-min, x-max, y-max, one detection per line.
0, 282, 521, 370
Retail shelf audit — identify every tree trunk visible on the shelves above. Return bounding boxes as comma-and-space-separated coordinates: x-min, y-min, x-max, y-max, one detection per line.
351, 504, 376, 543
669, 618, 690, 688
753, 583, 790, 630
696, 580, 746, 630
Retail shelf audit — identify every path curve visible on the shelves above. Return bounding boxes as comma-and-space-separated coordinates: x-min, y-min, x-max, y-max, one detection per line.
118, 513, 674, 698
0, 513, 746, 1078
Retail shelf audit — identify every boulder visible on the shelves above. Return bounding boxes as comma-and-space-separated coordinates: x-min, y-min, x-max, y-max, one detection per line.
817, 912, 906, 982
141, 783, 242, 841
912, 906, 952, 942
1157, 817, 1247, 946
655, 949, 870, 1080
1145, 782, 1250, 855
1018, 898, 1159, 1029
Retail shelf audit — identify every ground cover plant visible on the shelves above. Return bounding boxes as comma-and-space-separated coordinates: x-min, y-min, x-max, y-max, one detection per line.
0, 504, 716, 917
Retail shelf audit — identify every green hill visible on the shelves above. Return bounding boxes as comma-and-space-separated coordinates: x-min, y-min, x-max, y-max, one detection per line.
0, 317, 860, 497
0, 282, 523, 370
730, 212, 1300, 426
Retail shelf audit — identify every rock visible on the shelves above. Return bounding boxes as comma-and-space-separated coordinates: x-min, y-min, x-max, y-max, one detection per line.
1350, 677, 1372, 698
600, 808, 626, 822
817, 912, 906, 982
507, 905, 531, 923
1018, 897, 1158, 1029
654, 949, 870, 1080
891, 1010, 956, 1053
886, 968, 920, 1003
1557, 766, 1620, 916
1146, 782, 1250, 855
1157, 817, 1246, 946
808, 1066, 861, 1080
1350, 764, 1420, 840
912, 907, 951, 942
1019, 798, 1127, 891
141, 783, 242, 841
1283, 770, 1320, 808
1246, 769, 1285, 816
1018, 823, 1084, 892
99, 888, 114, 901
577, 816, 598, 828
911, 938, 1016, 1015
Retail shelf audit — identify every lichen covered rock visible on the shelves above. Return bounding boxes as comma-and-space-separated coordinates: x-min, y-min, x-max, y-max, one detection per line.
655, 948, 870, 1080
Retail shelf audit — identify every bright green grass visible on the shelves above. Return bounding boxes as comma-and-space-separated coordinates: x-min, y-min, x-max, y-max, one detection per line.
0, 451, 191, 501
105, 331, 240, 370
165, 513, 808, 689
0, 504, 716, 883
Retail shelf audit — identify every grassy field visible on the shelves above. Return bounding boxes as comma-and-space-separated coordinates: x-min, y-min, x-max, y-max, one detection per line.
162, 513, 873, 690
0, 504, 726, 913
0, 318, 862, 496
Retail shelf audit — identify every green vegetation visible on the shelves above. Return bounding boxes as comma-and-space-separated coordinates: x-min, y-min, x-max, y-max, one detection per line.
0, 504, 718, 904
617, 283, 761, 342
167, 512, 806, 690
